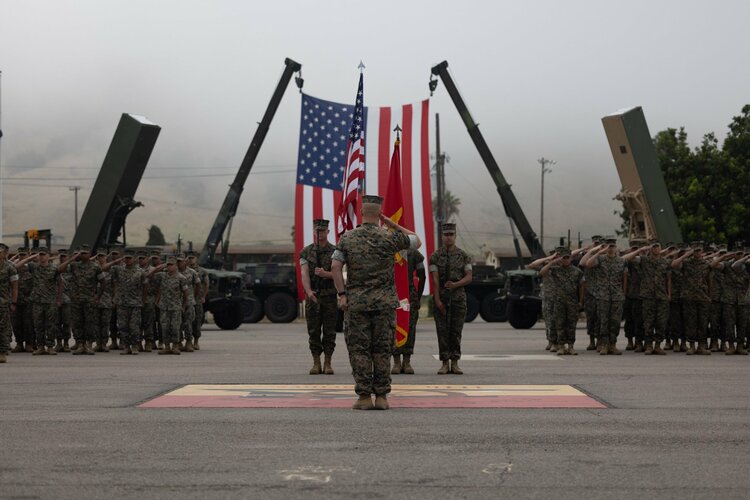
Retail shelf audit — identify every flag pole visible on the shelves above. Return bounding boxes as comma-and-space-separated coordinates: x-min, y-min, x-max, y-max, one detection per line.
0, 69, 4, 241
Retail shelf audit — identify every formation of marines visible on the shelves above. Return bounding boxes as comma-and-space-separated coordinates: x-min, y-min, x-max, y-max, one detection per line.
531, 236, 750, 356
0, 243, 209, 363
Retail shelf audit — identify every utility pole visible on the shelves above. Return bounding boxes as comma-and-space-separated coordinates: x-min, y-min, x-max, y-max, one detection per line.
69, 186, 80, 232
0, 70, 4, 240
435, 113, 446, 244
537, 157, 556, 251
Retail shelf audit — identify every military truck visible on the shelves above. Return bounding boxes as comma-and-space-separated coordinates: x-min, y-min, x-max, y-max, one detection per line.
240, 262, 298, 323
464, 264, 507, 323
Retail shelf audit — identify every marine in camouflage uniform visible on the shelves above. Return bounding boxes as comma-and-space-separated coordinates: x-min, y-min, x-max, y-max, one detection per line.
671, 242, 712, 355
94, 251, 114, 352
152, 257, 189, 355
625, 241, 670, 354
11, 248, 35, 353
188, 252, 208, 350
55, 249, 73, 352
331, 194, 420, 411
712, 248, 750, 355
708, 247, 726, 351
177, 255, 199, 352
299, 219, 338, 375
582, 235, 604, 350
392, 247, 425, 374
0, 243, 20, 363
106, 250, 147, 355
430, 223, 473, 375
17, 248, 61, 355
149, 251, 163, 346
623, 243, 644, 351
528, 251, 560, 351
664, 245, 686, 351
582, 238, 627, 355
139, 252, 157, 352
540, 247, 583, 355
59, 244, 101, 355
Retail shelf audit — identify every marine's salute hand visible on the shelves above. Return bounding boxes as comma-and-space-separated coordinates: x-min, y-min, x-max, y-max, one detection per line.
379, 213, 397, 229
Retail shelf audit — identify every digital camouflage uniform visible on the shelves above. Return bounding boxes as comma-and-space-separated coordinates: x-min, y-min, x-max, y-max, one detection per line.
57, 269, 73, 342
28, 262, 60, 349
709, 267, 725, 344
638, 255, 671, 344
719, 260, 749, 345
68, 260, 101, 344
549, 264, 583, 346
594, 254, 627, 347
681, 256, 711, 344
0, 261, 19, 354
190, 263, 208, 342
332, 222, 413, 397
13, 261, 34, 347
394, 248, 425, 356
582, 259, 600, 343
430, 246, 472, 362
300, 241, 338, 357
96, 269, 113, 347
154, 271, 188, 345
624, 258, 643, 343
541, 272, 558, 345
111, 263, 146, 347
668, 264, 685, 343
179, 265, 199, 343
140, 263, 157, 344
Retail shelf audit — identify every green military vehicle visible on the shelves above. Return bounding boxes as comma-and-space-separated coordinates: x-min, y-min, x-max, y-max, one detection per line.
464, 264, 508, 323
240, 263, 298, 323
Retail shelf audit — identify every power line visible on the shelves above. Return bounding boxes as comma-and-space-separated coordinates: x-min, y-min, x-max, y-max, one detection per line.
0, 169, 295, 182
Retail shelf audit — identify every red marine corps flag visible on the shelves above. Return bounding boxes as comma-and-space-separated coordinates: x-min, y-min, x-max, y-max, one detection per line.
382, 126, 410, 348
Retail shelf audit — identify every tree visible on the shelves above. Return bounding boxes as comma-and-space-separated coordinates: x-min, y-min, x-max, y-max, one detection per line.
433, 190, 461, 222
146, 225, 167, 246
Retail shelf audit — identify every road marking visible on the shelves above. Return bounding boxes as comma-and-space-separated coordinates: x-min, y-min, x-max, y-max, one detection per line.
482, 463, 513, 474
433, 354, 561, 361
278, 466, 354, 483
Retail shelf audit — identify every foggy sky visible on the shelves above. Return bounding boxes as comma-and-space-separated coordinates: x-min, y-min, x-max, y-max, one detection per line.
1, 0, 749, 256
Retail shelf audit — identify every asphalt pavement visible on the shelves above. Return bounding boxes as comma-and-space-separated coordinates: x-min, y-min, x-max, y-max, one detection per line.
2, 318, 750, 500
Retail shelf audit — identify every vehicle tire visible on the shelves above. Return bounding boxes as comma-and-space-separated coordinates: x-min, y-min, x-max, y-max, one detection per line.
213, 303, 244, 330
465, 293, 480, 323
264, 292, 298, 323
507, 299, 539, 329
480, 292, 508, 322
242, 297, 265, 323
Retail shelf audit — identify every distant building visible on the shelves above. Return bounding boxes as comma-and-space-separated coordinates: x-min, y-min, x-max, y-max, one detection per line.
483, 247, 532, 271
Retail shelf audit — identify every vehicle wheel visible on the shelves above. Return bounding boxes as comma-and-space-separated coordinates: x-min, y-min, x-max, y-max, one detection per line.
507, 299, 539, 329
264, 292, 298, 323
480, 292, 508, 322
213, 303, 244, 330
242, 297, 264, 323
465, 293, 480, 323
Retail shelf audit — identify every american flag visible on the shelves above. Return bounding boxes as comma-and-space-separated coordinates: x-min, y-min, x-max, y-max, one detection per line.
294, 93, 435, 298
337, 73, 366, 235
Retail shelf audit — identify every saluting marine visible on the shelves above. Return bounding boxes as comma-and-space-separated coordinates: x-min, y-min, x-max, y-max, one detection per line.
15, 248, 60, 356
671, 242, 712, 355
151, 257, 189, 355
177, 254, 200, 352
540, 247, 583, 355
187, 251, 208, 351
59, 244, 101, 355
11, 247, 35, 353
0, 243, 19, 363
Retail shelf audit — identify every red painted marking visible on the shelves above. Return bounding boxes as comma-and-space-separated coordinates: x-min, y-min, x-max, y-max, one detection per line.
140, 395, 605, 409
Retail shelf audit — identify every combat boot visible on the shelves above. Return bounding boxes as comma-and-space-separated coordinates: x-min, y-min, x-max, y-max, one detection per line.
720, 340, 728, 353
174, 341, 184, 352
108, 339, 119, 350
586, 338, 597, 351
120, 345, 132, 355
391, 355, 402, 374
95, 342, 105, 353
402, 355, 414, 374
32, 345, 48, 355
644, 342, 654, 355
735, 343, 748, 355
373, 395, 390, 410
144, 340, 154, 353
72, 342, 86, 355
626, 338, 635, 351
62, 339, 71, 353
157, 344, 171, 355
608, 345, 622, 355
567, 345, 578, 356
84, 341, 95, 355
545, 341, 553, 351
598, 342, 609, 355
664, 339, 673, 350
193, 339, 200, 351
557, 343, 567, 355
680, 339, 688, 352
352, 395, 374, 410
724, 342, 736, 355
437, 360, 450, 374
696, 342, 712, 355
11, 342, 24, 353
46, 345, 57, 356
685, 341, 696, 355
550, 344, 559, 353
672, 340, 681, 353
0, 353, 6, 363
450, 360, 463, 375
634, 340, 644, 353
709, 338, 719, 352
170, 343, 181, 355
309, 355, 322, 375
183, 340, 194, 353
323, 355, 334, 375
54, 340, 64, 353
652, 342, 666, 355
25, 343, 35, 353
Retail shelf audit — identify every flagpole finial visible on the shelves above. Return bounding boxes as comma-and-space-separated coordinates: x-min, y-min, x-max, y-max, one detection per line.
393, 124, 402, 145
358, 61, 365, 72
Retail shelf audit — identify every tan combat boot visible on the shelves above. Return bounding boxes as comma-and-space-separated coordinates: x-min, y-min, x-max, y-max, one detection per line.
25, 343, 35, 353
323, 355, 334, 375
94, 342, 105, 353
11, 342, 24, 353
101, 341, 110, 352
653, 342, 667, 355
0, 353, 6, 363
373, 395, 390, 410
557, 343, 567, 355
46, 345, 57, 355
708, 338, 719, 352
309, 355, 322, 375
550, 344, 559, 353
402, 355, 414, 374
696, 342, 712, 355
391, 355, 402, 375
664, 339, 673, 350
193, 339, 200, 350
72, 342, 86, 355
108, 339, 119, 350
599, 342, 609, 355
672, 340, 681, 353
170, 343, 181, 355
545, 341, 553, 351
625, 338, 635, 351
352, 395, 374, 410
130, 345, 139, 355
634, 340, 644, 353
120, 345, 132, 355
568, 344, 578, 356
437, 360, 450, 374
586, 338, 597, 351
183, 340, 195, 353
84, 341, 95, 355
450, 360, 463, 375
608, 344, 622, 355
62, 339, 71, 352
680, 339, 688, 352
144, 340, 154, 353
32, 345, 48, 355
157, 344, 172, 355
736, 343, 749, 355
644, 342, 654, 355
724, 342, 736, 355
685, 341, 696, 355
